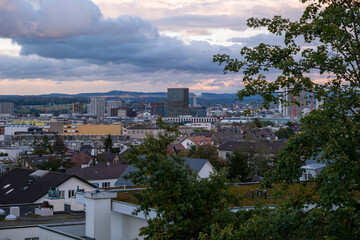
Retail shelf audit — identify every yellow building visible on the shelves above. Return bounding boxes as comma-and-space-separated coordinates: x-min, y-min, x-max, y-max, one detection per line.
63, 124, 123, 135
9, 119, 55, 126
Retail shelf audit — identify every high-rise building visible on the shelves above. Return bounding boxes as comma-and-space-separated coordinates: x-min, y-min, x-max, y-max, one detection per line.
72, 102, 84, 114
278, 89, 307, 117
189, 107, 207, 117
0, 102, 14, 115
88, 97, 105, 118
153, 98, 168, 117
167, 88, 189, 117
107, 101, 123, 114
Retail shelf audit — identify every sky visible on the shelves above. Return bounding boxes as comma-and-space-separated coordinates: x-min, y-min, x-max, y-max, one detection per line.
0, 0, 307, 95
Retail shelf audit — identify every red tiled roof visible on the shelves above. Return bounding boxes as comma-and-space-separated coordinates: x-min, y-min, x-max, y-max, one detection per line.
188, 136, 213, 146
70, 152, 92, 166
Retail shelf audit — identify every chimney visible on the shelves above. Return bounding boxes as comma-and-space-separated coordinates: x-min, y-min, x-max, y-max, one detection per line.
81, 164, 90, 169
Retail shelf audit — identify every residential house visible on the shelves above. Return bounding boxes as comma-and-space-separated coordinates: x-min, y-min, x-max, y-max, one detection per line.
218, 141, 284, 160
125, 124, 164, 139
211, 131, 246, 147
300, 159, 327, 181
21, 155, 60, 169
66, 162, 128, 188
70, 152, 92, 166
115, 158, 214, 187
167, 144, 187, 155
181, 136, 214, 150
0, 168, 94, 204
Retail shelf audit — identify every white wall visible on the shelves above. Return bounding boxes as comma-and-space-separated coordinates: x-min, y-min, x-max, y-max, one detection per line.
0, 226, 38, 240
35, 177, 94, 204
0, 148, 21, 160
4, 126, 29, 136
197, 161, 214, 179
89, 178, 118, 188
111, 211, 148, 240
218, 150, 230, 160
86, 197, 112, 240
111, 201, 156, 240
181, 138, 195, 150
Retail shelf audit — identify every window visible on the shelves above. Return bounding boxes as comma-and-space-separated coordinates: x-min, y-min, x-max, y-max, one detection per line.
60, 191, 65, 197
25, 238, 39, 240
102, 182, 110, 188
68, 190, 75, 198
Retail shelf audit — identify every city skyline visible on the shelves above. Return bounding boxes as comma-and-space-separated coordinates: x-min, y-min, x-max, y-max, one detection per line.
0, 0, 309, 95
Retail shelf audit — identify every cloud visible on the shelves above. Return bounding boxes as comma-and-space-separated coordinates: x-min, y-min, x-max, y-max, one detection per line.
0, 0, 101, 38
0, 0, 234, 74
153, 14, 249, 32
0, 54, 246, 95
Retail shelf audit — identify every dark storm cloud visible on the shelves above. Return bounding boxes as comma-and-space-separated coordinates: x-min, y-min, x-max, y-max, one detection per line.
0, 0, 232, 73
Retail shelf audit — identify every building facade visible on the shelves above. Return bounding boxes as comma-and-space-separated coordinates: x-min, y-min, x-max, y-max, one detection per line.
88, 97, 105, 118
167, 88, 189, 117
278, 89, 307, 117
0, 102, 14, 115
63, 124, 123, 135
107, 101, 123, 114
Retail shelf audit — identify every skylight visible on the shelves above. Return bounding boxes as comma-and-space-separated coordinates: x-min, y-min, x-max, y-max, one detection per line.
5, 188, 14, 195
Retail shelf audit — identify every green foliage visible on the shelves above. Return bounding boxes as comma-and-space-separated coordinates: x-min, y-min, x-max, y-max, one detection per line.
37, 158, 73, 171
124, 119, 237, 239
253, 118, 262, 128
227, 150, 251, 181
193, 128, 212, 132
32, 136, 53, 155
188, 145, 226, 170
275, 127, 294, 139
102, 134, 115, 153
227, 149, 276, 181
53, 134, 68, 154
212, 0, 360, 238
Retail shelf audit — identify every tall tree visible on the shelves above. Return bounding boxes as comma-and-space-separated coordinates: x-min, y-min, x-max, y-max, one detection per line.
211, 0, 360, 238
275, 127, 294, 139
227, 149, 251, 181
102, 134, 114, 153
53, 134, 68, 154
125, 120, 237, 239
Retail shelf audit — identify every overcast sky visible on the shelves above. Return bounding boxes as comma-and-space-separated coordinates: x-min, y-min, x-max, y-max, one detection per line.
0, 0, 306, 95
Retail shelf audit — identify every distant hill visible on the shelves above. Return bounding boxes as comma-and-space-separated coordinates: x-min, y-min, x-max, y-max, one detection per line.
0, 90, 263, 105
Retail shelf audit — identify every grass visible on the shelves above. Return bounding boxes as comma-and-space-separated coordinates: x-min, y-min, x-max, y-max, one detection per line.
113, 182, 322, 207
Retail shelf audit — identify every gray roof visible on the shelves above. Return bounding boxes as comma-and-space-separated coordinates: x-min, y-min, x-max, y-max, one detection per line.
0, 168, 95, 204
218, 141, 284, 154
66, 162, 128, 181
115, 158, 209, 187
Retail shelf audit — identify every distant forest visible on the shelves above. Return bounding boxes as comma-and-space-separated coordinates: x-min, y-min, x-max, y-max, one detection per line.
0, 97, 88, 106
